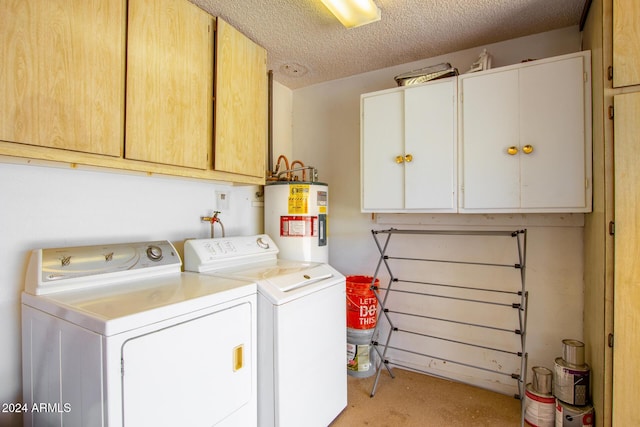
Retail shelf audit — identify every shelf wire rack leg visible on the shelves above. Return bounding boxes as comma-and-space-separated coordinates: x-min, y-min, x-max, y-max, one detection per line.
514, 230, 528, 427
516, 230, 528, 398
519, 293, 529, 427
372, 229, 397, 310
369, 230, 398, 396
370, 324, 396, 397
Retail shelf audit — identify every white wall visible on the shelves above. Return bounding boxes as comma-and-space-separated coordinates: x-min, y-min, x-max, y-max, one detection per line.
271, 80, 294, 166
289, 26, 586, 395
0, 160, 262, 426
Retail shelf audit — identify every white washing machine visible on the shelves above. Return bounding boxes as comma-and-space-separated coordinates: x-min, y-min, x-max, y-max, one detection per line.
183, 235, 347, 427
21, 240, 257, 427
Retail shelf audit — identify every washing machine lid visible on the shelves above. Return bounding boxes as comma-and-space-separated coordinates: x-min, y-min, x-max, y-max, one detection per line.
184, 235, 345, 304
22, 272, 256, 336
209, 258, 317, 281
267, 267, 333, 292
209, 259, 344, 305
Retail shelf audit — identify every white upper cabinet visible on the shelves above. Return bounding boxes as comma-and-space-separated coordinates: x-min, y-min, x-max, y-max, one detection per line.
458, 51, 592, 213
361, 78, 457, 212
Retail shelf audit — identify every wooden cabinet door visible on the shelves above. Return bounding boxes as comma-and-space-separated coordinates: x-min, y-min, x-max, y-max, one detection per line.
613, 0, 640, 87
612, 92, 640, 425
0, 0, 125, 156
214, 18, 267, 178
361, 90, 405, 211
519, 54, 589, 210
459, 69, 520, 210
404, 79, 456, 211
125, 0, 213, 169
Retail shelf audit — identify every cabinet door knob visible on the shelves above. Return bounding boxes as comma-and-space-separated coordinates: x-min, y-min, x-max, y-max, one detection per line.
522, 144, 534, 154
404, 154, 413, 163
395, 155, 404, 164
507, 146, 519, 155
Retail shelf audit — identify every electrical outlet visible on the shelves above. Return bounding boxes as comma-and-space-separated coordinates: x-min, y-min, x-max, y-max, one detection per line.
216, 191, 230, 210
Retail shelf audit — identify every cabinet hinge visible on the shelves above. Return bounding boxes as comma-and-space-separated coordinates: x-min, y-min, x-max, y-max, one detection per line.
608, 105, 614, 120
608, 333, 614, 348
608, 66, 614, 81
609, 221, 615, 236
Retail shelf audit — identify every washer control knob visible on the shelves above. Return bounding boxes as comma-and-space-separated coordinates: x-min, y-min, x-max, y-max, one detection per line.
256, 237, 270, 249
146, 245, 163, 261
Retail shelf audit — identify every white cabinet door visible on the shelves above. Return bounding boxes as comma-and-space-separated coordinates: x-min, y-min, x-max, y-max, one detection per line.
404, 80, 457, 210
361, 78, 456, 212
459, 69, 520, 209
519, 56, 588, 209
361, 90, 405, 210
459, 51, 591, 213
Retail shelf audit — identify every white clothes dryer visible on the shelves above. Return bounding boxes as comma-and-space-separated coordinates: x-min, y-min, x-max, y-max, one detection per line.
21, 240, 257, 427
184, 235, 347, 427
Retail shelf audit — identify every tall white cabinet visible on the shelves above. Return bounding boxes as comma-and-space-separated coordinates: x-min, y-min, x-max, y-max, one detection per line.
361, 77, 457, 212
458, 51, 592, 213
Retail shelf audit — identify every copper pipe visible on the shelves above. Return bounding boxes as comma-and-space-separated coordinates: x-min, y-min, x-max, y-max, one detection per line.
290, 160, 305, 181
274, 155, 290, 180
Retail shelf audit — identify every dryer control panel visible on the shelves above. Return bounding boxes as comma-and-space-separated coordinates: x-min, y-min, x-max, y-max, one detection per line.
25, 241, 181, 295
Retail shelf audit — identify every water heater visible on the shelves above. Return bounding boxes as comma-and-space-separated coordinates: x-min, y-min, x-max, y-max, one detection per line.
264, 181, 328, 263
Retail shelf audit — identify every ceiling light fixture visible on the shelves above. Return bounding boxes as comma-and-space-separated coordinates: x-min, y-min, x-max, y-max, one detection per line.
320, 0, 381, 29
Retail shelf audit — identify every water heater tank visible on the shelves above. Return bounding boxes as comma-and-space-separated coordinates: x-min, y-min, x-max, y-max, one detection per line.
264, 182, 328, 263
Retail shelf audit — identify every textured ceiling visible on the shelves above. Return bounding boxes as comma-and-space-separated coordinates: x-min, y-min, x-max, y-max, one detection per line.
189, 0, 587, 89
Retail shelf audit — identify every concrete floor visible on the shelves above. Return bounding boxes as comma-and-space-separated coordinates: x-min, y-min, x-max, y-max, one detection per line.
330, 368, 522, 427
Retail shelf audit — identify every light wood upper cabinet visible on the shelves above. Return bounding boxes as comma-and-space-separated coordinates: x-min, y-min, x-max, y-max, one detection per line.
214, 18, 267, 179
125, 0, 214, 169
458, 51, 592, 213
0, 0, 266, 185
613, 0, 640, 87
0, 0, 125, 156
612, 91, 640, 426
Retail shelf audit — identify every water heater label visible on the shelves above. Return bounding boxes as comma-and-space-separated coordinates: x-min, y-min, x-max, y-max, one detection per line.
280, 216, 318, 237
287, 184, 309, 214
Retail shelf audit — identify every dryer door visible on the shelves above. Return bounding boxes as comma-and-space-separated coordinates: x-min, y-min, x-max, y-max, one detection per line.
121, 301, 254, 426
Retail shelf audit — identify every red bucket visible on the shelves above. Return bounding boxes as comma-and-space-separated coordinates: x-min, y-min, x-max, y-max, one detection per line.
346, 275, 379, 329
